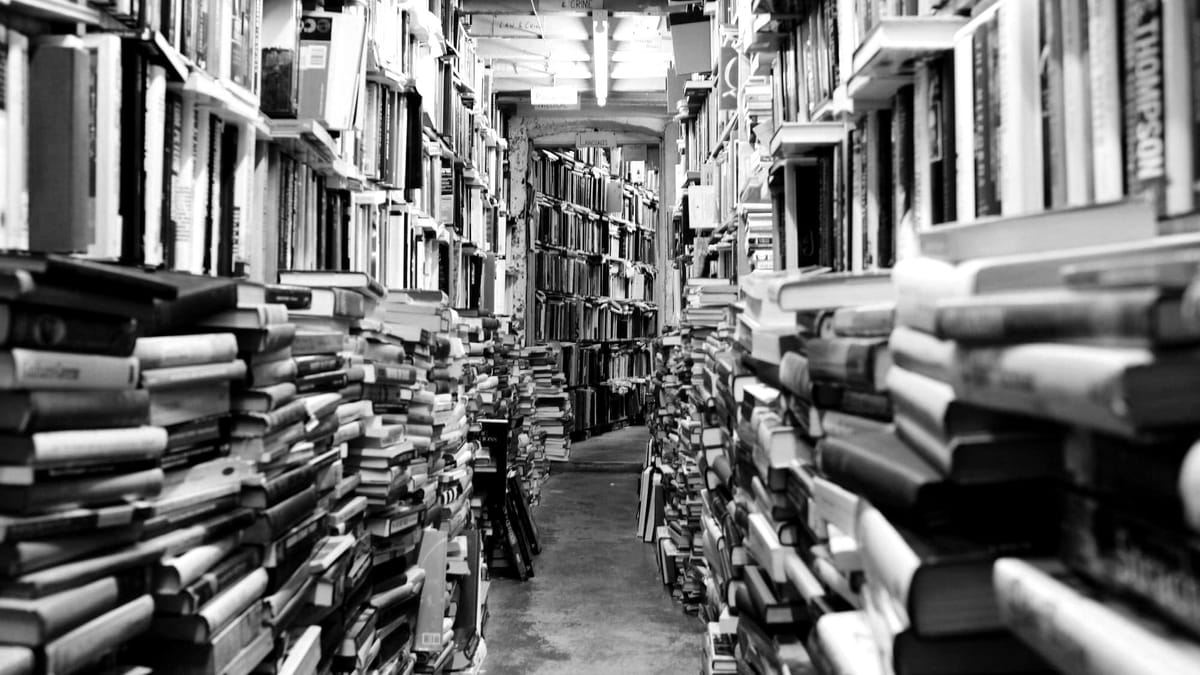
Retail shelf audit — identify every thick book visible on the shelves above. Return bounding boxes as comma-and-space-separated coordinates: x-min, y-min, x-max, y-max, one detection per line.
770, 271, 894, 313
0, 425, 167, 473
154, 534, 245, 594
806, 337, 892, 393
240, 464, 316, 509
135, 601, 265, 675
42, 594, 154, 675
145, 567, 267, 643
857, 502, 1048, 637
0, 390, 150, 434
0, 349, 139, 390
932, 287, 1200, 345
0, 303, 137, 356
0, 468, 165, 514
141, 361, 247, 390
817, 428, 952, 526
154, 547, 262, 616
198, 304, 289, 330
134, 333, 240, 370
0, 503, 144, 544
231, 397, 311, 438
0, 525, 143, 577
291, 330, 345, 356
231, 382, 297, 413
995, 557, 1200, 674
949, 341, 1200, 437
244, 487, 319, 544
0, 572, 144, 646
230, 324, 297, 356
278, 270, 386, 300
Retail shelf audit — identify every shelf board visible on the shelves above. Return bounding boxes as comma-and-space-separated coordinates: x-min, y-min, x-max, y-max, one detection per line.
181, 70, 268, 135
847, 17, 967, 103
770, 121, 845, 159
5, 0, 100, 24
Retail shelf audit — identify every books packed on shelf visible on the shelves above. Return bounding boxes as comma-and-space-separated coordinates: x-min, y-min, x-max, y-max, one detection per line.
0, 0, 510, 317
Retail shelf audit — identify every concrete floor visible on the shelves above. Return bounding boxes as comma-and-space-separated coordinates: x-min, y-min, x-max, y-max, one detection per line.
483, 426, 699, 675
558, 425, 650, 472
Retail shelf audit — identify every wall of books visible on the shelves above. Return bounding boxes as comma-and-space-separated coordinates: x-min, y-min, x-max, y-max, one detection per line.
645, 0, 1200, 673
0, 0, 511, 311
524, 145, 661, 445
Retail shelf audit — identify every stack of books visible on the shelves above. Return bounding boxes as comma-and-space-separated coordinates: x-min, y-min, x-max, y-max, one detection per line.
682, 279, 739, 328
526, 345, 573, 462
0, 260, 244, 675
511, 346, 545, 503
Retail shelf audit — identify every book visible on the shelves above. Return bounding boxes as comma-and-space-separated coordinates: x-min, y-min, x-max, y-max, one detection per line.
278, 270, 385, 300
140, 361, 246, 390
0, 468, 165, 514
995, 557, 1200, 674
154, 547, 262, 616
135, 333, 240, 369
146, 567, 267, 643
0, 304, 138, 356
0, 573, 142, 645
771, 271, 893, 313
42, 595, 154, 675
0, 349, 139, 390
932, 287, 1200, 345
0, 390, 150, 434
198, 304, 289, 330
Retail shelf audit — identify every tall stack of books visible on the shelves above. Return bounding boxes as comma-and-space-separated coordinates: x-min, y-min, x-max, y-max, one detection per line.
0, 259, 244, 675
527, 345, 573, 462
682, 279, 739, 328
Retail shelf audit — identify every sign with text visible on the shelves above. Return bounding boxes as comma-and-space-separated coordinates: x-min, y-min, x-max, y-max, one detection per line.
531, 85, 580, 109
540, 0, 602, 10
577, 131, 617, 148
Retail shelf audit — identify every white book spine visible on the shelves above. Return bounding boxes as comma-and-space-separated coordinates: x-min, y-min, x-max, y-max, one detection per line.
143, 65, 167, 266
0, 349, 139, 391
1061, 0, 1095, 205
953, 30, 976, 221
1162, 0, 1194, 216
80, 35, 124, 261
999, 0, 1044, 215
1088, 0, 1126, 201
912, 65, 933, 233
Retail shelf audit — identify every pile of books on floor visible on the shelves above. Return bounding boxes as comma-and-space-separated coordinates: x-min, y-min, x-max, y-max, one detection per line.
668, 204, 1200, 674
526, 345, 572, 462
681, 279, 738, 328
511, 347, 546, 504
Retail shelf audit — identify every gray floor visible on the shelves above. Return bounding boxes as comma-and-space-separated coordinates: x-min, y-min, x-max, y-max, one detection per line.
482, 426, 699, 675
559, 425, 650, 471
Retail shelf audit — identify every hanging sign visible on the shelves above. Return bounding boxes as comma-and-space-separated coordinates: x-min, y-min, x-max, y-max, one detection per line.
531, 85, 580, 109
577, 131, 617, 148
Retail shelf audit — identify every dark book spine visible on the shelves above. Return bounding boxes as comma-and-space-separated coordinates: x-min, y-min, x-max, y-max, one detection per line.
1123, 0, 1167, 215
256, 487, 318, 540
257, 466, 316, 507
296, 370, 349, 394
892, 85, 915, 266
294, 354, 341, 377
264, 285, 311, 310
1042, 0, 1069, 208
973, 21, 994, 216
165, 414, 226, 451
1062, 492, 1200, 636
160, 442, 228, 472
987, 12, 1003, 213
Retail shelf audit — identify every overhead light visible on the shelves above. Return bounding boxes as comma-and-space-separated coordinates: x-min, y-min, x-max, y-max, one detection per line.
593, 13, 609, 107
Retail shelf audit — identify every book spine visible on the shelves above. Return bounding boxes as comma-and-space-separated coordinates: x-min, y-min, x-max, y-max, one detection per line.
1042, 0, 1069, 208
19, 425, 165, 468
28, 42, 90, 254
0, 469, 164, 514
155, 533, 241, 593
1161, 0, 1194, 215
43, 595, 154, 675
195, 567, 267, 643
168, 547, 262, 616
973, 21, 994, 217
1063, 0, 1096, 205
1124, 0, 1168, 215
3, 306, 137, 357
294, 354, 340, 377
934, 296, 1163, 343
955, 29, 977, 221
135, 333, 239, 370
256, 465, 315, 507
999, 0, 1044, 214
4, 390, 150, 434
1, 349, 139, 391
1090, 0, 1127, 200
252, 487, 317, 542
995, 557, 1200, 674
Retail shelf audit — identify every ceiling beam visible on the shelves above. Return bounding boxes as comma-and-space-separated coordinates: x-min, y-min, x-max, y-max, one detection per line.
462, 0, 669, 14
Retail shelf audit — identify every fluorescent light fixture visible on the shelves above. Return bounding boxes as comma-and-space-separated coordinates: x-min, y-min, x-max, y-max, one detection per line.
593, 14, 609, 107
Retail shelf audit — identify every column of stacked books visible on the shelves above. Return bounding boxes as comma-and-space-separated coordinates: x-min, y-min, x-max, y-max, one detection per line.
0, 260, 257, 675
526, 344, 572, 462
510, 347, 544, 503
874, 225, 1200, 674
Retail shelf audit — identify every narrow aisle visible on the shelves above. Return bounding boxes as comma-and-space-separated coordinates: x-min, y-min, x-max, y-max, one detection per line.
483, 428, 697, 675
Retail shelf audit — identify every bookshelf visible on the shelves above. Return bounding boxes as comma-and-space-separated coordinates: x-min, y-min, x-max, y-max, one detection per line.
645, 0, 1200, 674
524, 145, 661, 440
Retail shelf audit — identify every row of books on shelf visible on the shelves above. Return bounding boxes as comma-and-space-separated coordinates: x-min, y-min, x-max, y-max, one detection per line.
531, 294, 658, 344
529, 251, 655, 302
560, 342, 653, 389
571, 386, 643, 439
530, 202, 657, 264
0, 0, 508, 286
644, 197, 1200, 674
529, 149, 661, 225
0, 255, 512, 675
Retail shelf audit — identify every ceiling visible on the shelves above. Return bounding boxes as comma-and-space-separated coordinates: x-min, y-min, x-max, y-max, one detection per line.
465, 11, 675, 103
